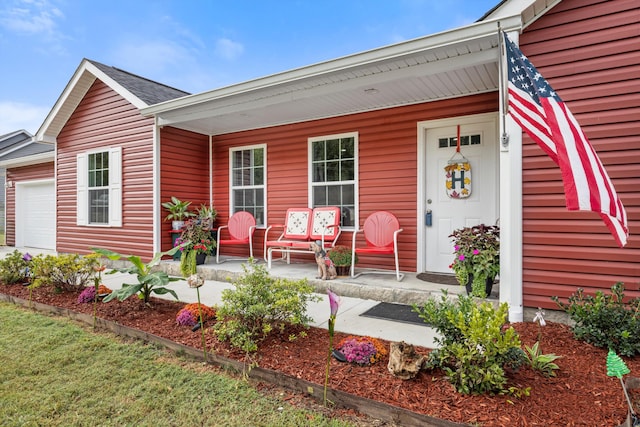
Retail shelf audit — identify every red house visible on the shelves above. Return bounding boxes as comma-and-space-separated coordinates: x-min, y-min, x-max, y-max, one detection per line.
6, 0, 639, 321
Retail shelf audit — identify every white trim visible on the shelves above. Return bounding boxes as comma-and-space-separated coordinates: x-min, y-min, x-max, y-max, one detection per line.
35, 59, 147, 143
141, 15, 522, 118
0, 151, 54, 168
416, 112, 499, 273
307, 131, 359, 230
229, 144, 267, 227
76, 147, 123, 227
153, 118, 161, 254
499, 30, 524, 323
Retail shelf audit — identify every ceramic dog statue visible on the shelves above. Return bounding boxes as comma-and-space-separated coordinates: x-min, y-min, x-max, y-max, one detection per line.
310, 241, 336, 280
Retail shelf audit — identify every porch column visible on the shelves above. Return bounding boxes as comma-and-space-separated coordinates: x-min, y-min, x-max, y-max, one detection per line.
499, 30, 523, 322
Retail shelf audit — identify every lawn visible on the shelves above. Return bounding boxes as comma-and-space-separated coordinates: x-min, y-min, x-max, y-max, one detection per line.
0, 302, 355, 427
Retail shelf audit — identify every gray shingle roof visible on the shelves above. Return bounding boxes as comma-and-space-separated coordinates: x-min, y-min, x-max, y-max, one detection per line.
89, 60, 190, 105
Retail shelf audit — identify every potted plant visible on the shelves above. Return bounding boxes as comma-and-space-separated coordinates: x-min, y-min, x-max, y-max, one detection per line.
196, 204, 217, 223
176, 217, 216, 277
449, 224, 499, 298
162, 197, 195, 230
328, 245, 358, 277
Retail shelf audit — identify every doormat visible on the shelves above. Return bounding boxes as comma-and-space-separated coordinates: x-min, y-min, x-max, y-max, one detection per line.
416, 272, 459, 286
360, 302, 429, 327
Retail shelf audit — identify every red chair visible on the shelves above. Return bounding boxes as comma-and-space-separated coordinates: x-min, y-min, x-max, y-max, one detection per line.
216, 211, 256, 264
351, 211, 404, 281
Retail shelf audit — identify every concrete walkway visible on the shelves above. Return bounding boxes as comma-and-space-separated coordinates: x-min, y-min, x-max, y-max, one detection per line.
0, 247, 484, 349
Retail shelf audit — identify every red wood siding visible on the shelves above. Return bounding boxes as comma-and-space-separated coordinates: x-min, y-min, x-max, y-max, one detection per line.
56, 80, 156, 258
159, 127, 210, 251
5, 163, 55, 246
206, 92, 497, 270
520, 0, 640, 308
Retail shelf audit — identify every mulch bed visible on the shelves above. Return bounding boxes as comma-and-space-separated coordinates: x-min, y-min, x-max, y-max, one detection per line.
1, 283, 638, 427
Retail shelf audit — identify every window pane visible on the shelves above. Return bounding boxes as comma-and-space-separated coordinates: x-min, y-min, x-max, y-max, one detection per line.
326, 139, 339, 160
313, 186, 326, 206
327, 185, 341, 205
89, 189, 108, 224
341, 206, 354, 227
253, 167, 264, 186
341, 160, 354, 181
342, 184, 354, 205
341, 137, 354, 158
326, 161, 340, 181
254, 148, 264, 166
312, 163, 325, 183
312, 141, 325, 161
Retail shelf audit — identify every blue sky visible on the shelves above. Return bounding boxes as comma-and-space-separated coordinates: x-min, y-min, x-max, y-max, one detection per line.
0, 0, 499, 136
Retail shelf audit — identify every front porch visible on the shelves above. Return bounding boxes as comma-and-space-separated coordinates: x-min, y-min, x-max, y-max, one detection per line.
160, 255, 471, 306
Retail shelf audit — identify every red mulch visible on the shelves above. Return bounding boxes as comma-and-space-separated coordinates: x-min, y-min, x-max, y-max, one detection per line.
2, 284, 638, 427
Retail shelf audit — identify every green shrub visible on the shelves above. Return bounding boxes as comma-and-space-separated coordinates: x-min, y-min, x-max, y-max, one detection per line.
524, 341, 561, 377
29, 253, 99, 292
0, 250, 31, 285
92, 247, 183, 304
415, 293, 522, 395
552, 282, 640, 357
213, 259, 320, 354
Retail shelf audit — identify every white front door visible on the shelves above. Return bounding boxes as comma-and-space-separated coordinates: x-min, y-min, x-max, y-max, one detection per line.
425, 118, 498, 273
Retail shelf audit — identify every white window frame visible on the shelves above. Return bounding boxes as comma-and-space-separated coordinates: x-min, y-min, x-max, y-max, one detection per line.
229, 144, 266, 227
308, 132, 358, 230
76, 146, 122, 227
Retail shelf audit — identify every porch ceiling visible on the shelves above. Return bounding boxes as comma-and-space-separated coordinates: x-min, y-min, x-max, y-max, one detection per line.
143, 16, 522, 136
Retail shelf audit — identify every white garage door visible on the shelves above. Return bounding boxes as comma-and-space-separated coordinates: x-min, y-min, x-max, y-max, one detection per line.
16, 180, 55, 250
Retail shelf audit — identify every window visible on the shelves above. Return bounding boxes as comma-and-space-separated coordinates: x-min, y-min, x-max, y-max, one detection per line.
438, 133, 482, 148
76, 147, 121, 226
310, 133, 357, 228
230, 145, 265, 226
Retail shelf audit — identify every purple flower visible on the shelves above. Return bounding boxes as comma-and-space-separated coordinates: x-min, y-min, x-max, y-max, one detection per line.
77, 287, 96, 304
473, 249, 480, 255
458, 254, 465, 261
23, 252, 32, 262
176, 309, 197, 327
454, 245, 459, 251
328, 289, 340, 317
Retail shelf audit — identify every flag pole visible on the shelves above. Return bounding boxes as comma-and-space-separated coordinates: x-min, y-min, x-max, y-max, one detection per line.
497, 22, 509, 150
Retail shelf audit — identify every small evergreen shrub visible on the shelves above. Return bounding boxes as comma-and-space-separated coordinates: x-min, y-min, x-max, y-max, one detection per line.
30, 253, 99, 292
552, 282, 640, 357
213, 259, 320, 354
415, 292, 522, 395
0, 250, 31, 285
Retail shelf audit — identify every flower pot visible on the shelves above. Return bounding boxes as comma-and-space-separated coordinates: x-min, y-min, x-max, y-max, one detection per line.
335, 265, 350, 277
170, 232, 182, 260
195, 253, 207, 265
465, 275, 494, 298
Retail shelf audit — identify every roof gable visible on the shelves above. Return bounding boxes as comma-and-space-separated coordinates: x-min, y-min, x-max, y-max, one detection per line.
36, 59, 189, 143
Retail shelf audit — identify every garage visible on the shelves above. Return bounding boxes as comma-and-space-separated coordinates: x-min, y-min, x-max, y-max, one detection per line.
15, 179, 55, 250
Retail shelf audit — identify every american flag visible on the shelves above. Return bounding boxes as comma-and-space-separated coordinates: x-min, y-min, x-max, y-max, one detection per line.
503, 33, 628, 247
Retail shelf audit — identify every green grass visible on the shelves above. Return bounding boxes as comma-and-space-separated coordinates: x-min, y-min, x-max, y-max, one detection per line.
0, 302, 353, 427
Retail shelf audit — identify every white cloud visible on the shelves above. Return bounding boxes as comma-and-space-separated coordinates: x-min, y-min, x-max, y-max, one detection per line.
215, 38, 244, 61
0, 101, 49, 135
0, 0, 63, 36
